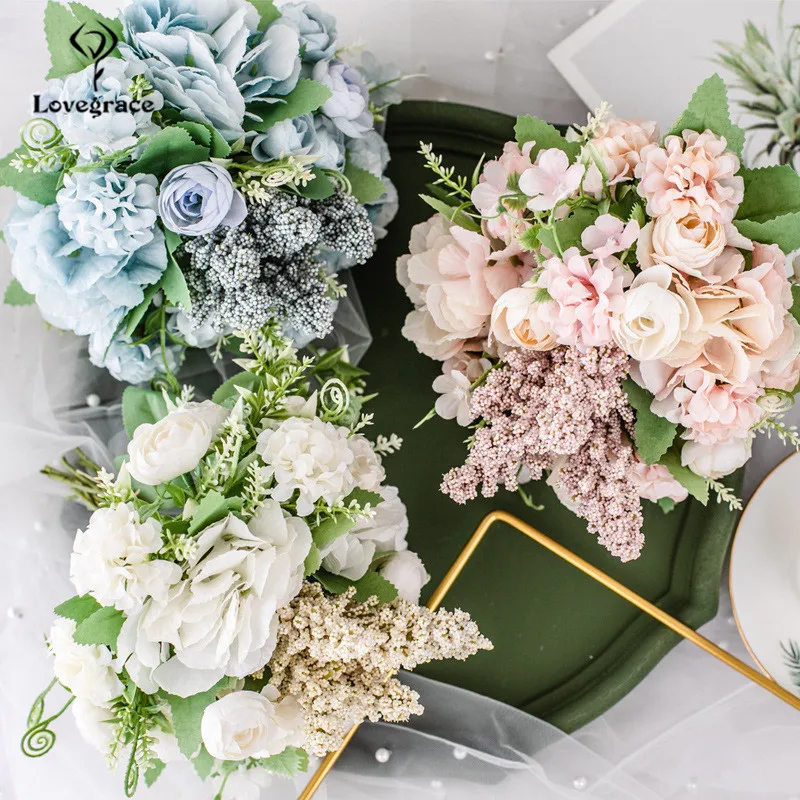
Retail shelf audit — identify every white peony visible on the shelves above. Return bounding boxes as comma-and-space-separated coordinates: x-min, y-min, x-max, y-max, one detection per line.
681, 436, 752, 479
72, 698, 117, 753
127, 400, 229, 486
70, 502, 181, 613
130, 502, 311, 696
347, 434, 386, 492
48, 618, 123, 705
612, 266, 693, 361
379, 550, 429, 604
256, 417, 356, 516
321, 486, 409, 580
490, 286, 558, 350
201, 687, 305, 761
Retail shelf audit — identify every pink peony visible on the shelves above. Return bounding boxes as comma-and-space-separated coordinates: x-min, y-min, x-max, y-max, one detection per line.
519, 148, 585, 212
762, 318, 800, 391
582, 214, 640, 260
635, 129, 744, 224
652, 369, 763, 444
398, 214, 521, 360
583, 117, 659, 193
540, 247, 629, 350
630, 460, 688, 503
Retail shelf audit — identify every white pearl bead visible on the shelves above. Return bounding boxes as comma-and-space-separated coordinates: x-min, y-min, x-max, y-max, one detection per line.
573, 777, 588, 791
452, 746, 467, 760
86, 393, 101, 408
7, 607, 23, 619
374, 747, 391, 764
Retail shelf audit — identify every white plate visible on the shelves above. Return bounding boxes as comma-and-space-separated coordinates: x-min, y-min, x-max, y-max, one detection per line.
730, 451, 800, 695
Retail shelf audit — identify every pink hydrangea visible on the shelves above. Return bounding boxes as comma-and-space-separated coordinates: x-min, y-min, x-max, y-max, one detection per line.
519, 148, 585, 212
652, 369, 764, 444
583, 118, 659, 194
581, 214, 640, 260
540, 247, 629, 350
630, 460, 688, 503
635, 129, 744, 223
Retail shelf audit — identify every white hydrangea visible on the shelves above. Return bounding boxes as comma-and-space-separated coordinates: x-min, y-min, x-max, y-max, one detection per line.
347, 433, 386, 492
48, 618, 123, 705
121, 501, 311, 697
70, 502, 182, 613
256, 417, 357, 516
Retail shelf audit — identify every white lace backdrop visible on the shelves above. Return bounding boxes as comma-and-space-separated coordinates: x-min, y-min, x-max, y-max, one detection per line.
2, 2, 800, 799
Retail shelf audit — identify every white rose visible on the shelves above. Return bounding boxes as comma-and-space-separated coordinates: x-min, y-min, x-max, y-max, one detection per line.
127, 401, 229, 486
637, 211, 725, 279
681, 436, 752, 479
490, 286, 558, 350
256, 417, 356, 516
49, 618, 123, 705
140, 502, 311, 697
612, 266, 692, 361
72, 698, 117, 753
321, 535, 376, 581
379, 550, 429, 604
201, 687, 305, 761
70, 502, 181, 613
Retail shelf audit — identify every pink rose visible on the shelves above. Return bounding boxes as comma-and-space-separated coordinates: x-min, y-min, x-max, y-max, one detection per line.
635, 130, 744, 224
490, 285, 558, 350
630, 461, 688, 503
583, 118, 659, 194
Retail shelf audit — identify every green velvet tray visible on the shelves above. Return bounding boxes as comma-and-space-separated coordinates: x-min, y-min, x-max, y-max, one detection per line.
353, 100, 740, 733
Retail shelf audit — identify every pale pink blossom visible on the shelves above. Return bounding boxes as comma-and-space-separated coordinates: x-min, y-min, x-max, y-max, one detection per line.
490, 285, 558, 350
433, 356, 492, 427
762, 318, 800, 391
630, 461, 688, 503
582, 118, 659, 194
582, 214, 640, 260
682, 436, 752, 479
519, 149, 585, 212
635, 129, 744, 223
540, 247, 629, 349
652, 369, 763, 444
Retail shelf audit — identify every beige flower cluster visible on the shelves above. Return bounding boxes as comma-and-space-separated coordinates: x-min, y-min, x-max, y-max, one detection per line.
268, 582, 493, 755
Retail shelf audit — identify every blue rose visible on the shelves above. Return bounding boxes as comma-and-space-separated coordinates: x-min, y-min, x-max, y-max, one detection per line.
251, 114, 317, 163
236, 19, 301, 101
345, 130, 390, 177
57, 170, 159, 257
313, 114, 346, 170
5, 199, 167, 336
158, 162, 247, 236
281, 2, 337, 63
312, 59, 373, 138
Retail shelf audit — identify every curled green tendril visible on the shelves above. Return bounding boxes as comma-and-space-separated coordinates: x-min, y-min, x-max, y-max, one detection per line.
324, 169, 352, 195
124, 745, 140, 798
319, 378, 349, 420
758, 388, 794, 415
20, 688, 73, 758
20, 118, 62, 152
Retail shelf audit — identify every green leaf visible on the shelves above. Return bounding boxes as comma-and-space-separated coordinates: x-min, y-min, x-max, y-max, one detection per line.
304, 542, 322, 576
4, 278, 35, 306
316, 569, 398, 604
73, 606, 125, 649
790, 284, 800, 327
176, 121, 230, 158
518, 226, 541, 252
514, 115, 580, 159
298, 167, 335, 200
668, 73, 745, 156
537, 207, 599, 256
188, 490, 230, 535
165, 679, 227, 758
0, 147, 60, 205
736, 166, 800, 223
144, 759, 166, 788
122, 284, 160, 338
211, 371, 262, 405
311, 516, 356, 551
255, 747, 309, 778
246, 79, 332, 132
623, 378, 678, 465
659, 449, 709, 505
250, 0, 281, 29
161, 257, 191, 311
44, 1, 123, 79
345, 488, 383, 509
54, 594, 101, 624
343, 162, 386, 205
192, 746, 215, 781
127, 127, 209, 179
657, 497, 676, 514
122, 386, 168, 437
419, 194, 481, 233
733, 213, 800, 255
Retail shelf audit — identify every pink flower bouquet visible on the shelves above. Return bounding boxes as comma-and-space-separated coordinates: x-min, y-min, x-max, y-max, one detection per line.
398, 76, 800, 562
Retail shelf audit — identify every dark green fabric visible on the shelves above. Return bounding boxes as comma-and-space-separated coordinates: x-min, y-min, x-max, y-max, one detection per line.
353, 101, 740, 732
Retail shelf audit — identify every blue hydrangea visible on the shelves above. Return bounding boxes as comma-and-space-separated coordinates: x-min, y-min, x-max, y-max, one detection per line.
236, 19, 301, 101
357, 51, 403, 109
345, 130, 390, 178
5, 199, 167, 337
57, 170, 159, 257
250, 113, 344, 169
313, 114, 346, 170
367, 175, 399, 241
281, 1, 337, 63
89, 321, 185, 384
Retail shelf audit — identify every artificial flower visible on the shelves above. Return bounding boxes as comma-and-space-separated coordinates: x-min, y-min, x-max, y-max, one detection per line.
235, 18, 301, 100
582, 117, 658, 192
681, 435, 752, 479
519, 148, 584, 212
281, 1, 338, 62
89, 325, 185, 385
313, 58, 372, 138
490, 285, 558, 350
379, 550, 430, 604
630, 461, 688, 503
581, 214, 639, 261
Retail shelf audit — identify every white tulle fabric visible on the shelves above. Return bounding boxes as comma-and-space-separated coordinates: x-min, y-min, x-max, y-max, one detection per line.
1, 300, 799, 800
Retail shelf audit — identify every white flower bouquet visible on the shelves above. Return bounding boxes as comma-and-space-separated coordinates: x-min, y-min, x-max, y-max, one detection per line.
23, 324, 490, 797
1, 0, 401, 386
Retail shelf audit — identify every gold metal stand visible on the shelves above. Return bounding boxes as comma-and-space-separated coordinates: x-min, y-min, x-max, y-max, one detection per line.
298, 510, 800, 799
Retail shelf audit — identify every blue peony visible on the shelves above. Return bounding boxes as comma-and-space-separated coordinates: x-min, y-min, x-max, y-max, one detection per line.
89, 321, 184, 384
5, 199, 167, 336
281, 1, 337, 63
57, 170, 159, 257
236, 19, 301, 101
345, 130, 390, 178
312, 59, 373, 138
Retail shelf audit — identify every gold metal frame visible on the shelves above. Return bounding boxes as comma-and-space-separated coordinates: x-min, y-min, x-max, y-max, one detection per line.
298, 510, 800, 799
